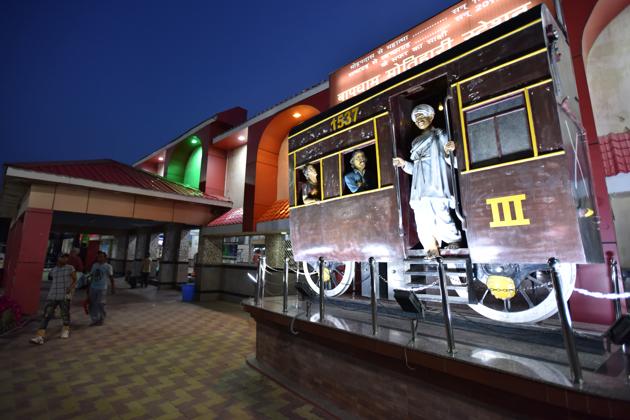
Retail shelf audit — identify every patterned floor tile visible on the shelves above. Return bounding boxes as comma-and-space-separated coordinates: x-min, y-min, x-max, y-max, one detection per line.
0, 281, 331, 419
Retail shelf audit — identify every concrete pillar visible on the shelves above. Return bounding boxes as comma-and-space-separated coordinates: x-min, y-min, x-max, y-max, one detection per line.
149, 233, 161, 278
126, 235, 137, 274
176, 229, 192, 286
196, 235, 223, 301
264, 234, 285, 269
110, 234, 128, 276
133, 229, 150, 277
4, 208, 53, 314
158, 224, 182, 288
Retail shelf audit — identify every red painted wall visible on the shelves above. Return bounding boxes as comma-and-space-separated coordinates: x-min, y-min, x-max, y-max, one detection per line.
563, 0, 626, 324
205, 146, 227, 197
4, 208, 52, 315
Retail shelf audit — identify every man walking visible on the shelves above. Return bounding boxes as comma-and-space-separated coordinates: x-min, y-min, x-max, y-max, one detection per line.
89, 251, 113, 326
30, 254, 76, 344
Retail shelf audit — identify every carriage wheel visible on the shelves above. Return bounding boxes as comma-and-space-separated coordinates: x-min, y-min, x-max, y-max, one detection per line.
302, 261, 354, 297
455, 263, 576, 323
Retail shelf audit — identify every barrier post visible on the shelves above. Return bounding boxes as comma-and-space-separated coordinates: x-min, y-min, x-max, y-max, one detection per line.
437, 257, 455, 354
283, 257, 289, 314
549, 257, 583, 384
610, 257, 623, 321
319, 257, 325, 322
260, 256, 267, 301
254, 259, 261, 305
369, 257, 378, 335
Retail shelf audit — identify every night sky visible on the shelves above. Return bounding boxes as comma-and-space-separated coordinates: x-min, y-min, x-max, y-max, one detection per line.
1, 0, 452, 170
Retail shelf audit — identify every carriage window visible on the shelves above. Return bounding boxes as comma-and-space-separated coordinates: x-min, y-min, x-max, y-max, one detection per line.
465, 94, 532, 168
342, 144, 377, 195
296, 162, 321, 205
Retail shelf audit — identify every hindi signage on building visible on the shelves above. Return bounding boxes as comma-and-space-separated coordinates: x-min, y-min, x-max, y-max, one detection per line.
329, 0, 553, 105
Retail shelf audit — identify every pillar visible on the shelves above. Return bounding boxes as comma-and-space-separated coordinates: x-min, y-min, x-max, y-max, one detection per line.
133, 229, 150, 277
196, 235, 223, 301
110, 234, 129, 276
264, 234, 285, 269
158, 224, 182, 288
177, 229, 192, 286
4, 208, 52, 315
125, 235, 137, 274
149, 233, 161, 278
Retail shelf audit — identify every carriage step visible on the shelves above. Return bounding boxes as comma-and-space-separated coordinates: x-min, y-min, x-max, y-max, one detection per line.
407, 248, 469, 258
404, 257, 470, 265
413, 293, 469, 305
405, 270, 468, 277
405, 283, 468, 292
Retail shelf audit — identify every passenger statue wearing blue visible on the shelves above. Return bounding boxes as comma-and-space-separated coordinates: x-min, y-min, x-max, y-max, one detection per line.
393, 104, 461, 258
344, 150, 371, 193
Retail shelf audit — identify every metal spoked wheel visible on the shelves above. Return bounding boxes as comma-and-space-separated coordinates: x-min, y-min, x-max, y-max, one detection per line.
455, 263, 576, 324
302, 261, 354, 297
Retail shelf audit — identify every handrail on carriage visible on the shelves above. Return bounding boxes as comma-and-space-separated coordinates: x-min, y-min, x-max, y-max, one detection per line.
443, 95, 467, 230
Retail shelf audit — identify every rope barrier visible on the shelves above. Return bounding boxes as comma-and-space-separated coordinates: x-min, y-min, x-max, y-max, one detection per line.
572, 288, 630, 300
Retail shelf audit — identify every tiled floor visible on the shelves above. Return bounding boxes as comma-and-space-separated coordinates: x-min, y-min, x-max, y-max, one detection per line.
0, 281, 328, 419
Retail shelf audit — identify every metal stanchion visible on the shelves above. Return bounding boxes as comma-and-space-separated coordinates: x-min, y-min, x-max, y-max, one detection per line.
283, 257, 289, 314
410, 318, 417, 344
437, 257, 455, 354
254, 259, 261, 305
548, 257, 583, 384
319, 257, 325, 322
369, 257, 378, 335
260, 256, 267, 302
610, 257, 623, 321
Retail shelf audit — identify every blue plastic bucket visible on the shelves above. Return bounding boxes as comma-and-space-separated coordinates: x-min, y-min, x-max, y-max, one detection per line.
181, 283, 196, 302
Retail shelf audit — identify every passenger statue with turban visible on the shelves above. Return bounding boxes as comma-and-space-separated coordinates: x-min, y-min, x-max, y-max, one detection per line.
393, 104, 461, 258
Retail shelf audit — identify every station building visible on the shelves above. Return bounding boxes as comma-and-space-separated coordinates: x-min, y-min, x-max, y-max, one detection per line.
1, 0, 629, 327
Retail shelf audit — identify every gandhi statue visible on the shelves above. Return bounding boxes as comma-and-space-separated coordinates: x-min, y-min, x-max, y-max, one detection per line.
393, 104, 461, 258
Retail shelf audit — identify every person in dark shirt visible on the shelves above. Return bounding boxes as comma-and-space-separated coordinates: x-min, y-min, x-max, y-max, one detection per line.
344, 150, 372, 193
67, 247, 84, 273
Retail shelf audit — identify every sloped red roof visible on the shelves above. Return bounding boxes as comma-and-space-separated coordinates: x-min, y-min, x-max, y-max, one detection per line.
600, 132, 630, 177
208, 207, 243, 227
257, 200, 289, 223
8, 159, 229, 201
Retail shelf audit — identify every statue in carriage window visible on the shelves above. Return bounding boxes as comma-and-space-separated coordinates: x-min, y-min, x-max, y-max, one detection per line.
393, 104, 461, 258
343, 149, 375, 194
300, 163, 320, 205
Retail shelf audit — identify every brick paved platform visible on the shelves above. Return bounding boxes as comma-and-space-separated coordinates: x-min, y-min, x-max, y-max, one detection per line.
0, 280, 328, 419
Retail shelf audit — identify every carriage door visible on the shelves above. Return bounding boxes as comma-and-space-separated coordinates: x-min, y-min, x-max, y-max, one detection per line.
389, 75, 461, 252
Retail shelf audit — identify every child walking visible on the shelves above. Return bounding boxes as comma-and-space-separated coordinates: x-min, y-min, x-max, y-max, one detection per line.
30, 254, 77, 344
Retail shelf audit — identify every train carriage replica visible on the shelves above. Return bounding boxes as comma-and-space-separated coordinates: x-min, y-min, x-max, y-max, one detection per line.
288, 5, 603, 325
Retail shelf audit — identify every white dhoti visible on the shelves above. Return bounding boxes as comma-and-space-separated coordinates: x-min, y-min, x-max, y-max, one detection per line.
412, 198, 461, 245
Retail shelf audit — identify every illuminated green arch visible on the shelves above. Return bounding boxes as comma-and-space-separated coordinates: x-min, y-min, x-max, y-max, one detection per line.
166, 136, 202, 189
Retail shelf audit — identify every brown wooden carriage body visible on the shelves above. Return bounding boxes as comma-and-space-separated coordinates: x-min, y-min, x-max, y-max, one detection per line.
288, 5, 603, 265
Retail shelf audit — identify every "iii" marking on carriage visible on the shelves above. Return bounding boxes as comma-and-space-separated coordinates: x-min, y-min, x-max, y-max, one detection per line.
486, 194, 531, 228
